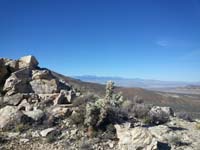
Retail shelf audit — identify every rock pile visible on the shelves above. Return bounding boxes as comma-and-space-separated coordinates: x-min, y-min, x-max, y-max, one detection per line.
0, 55, 77, 130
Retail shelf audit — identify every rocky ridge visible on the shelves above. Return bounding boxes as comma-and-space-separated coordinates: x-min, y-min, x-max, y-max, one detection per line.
0, 55, 200, 150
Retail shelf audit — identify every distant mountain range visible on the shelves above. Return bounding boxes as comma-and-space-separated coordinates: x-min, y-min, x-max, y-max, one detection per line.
74, 75, 200, 89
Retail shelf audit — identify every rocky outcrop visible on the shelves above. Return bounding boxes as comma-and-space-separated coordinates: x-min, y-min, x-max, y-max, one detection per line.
3, 93, 24, 105
23, 109, 44, 121
48, 106, 72, 118
18, 55, 39, 69
3, 68, 33, 95
54, 90, 75, 105
30, 79, 60, 94
0, 106, 32, 130
0, 106, 18, 129
115, 123, 158, 150
149, 106, 174, 125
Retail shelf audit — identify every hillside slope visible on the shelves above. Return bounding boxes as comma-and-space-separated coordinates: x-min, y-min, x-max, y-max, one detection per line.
1, 55, 200, 150
53, 72, 200, 118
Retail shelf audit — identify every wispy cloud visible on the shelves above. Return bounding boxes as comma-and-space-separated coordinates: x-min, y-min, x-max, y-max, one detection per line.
156, 40, 169, 47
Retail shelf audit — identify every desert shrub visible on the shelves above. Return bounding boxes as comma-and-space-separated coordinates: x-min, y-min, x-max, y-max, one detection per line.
70, 105, 86, 126
84, 81, 124, 128
121, 96, 152, 120
13, 123, 30, 133
142, 116, 152, 125
46, 129, 61, 143
121, 100, 134, 113
177, 112, 193, 122
133, 95, 144, 104
132, 103, 151, 119
99, 123, 117, 140
70, 111, 85, 126
84, 81, 126, 138
72, 94, 97, 107
106, 107, 128, 125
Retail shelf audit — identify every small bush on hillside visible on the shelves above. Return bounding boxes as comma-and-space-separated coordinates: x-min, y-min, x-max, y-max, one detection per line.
84, 81, 125, 135
121, 100, 134, 113
72, 94, 97, 107
133, 95, 144, 104
177, 112, 193, 122
70, 111, 85, 126
121, 99, 151, 121
46, 129, 61, 143
142, 116, 152, 125
13, 123, 30, 133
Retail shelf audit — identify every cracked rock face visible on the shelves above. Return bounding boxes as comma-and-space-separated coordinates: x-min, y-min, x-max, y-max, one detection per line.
115, 123, 158, 150
3, 68, 33, 95
18, 55, 39, 69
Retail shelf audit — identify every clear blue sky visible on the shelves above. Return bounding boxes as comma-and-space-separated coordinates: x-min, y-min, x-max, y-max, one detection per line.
0, 0, 200, 82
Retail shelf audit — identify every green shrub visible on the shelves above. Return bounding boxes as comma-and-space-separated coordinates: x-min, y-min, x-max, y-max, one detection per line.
46, 134, 57, 143
13, 123, 30, 133
177, 112, 193, 122
70, 106, 86, 126
46, 130, 61, 143
142, 116, 152, 125
72, 94, 97, 107
84, 81, 125, 129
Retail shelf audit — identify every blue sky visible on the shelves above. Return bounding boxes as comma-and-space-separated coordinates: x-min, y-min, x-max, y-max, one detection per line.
0, 0, 200, 82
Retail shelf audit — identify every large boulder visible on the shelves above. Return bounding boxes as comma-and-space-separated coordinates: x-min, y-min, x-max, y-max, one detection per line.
0, 106, 32, 130
23, 109, 44, 121
149, 106, 174, 125
48, 106, 72, 118
5, 59, 19, 72
3, 93, 24, 105
0, 106, 17, 129
3, 68, 32, 95
115, 123, 158, 150
4, 55, 38, 72
18, 99, 33, 111
18, 55, 39, 69
149, 125, 172, 142
53, 90, 74, 105
30, 79, 60, 94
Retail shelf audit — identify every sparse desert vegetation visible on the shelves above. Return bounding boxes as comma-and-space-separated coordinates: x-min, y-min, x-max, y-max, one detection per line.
0, 55, 200, 150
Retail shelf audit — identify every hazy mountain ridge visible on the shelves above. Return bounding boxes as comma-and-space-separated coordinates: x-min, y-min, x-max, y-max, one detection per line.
74, 75, 200, 89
